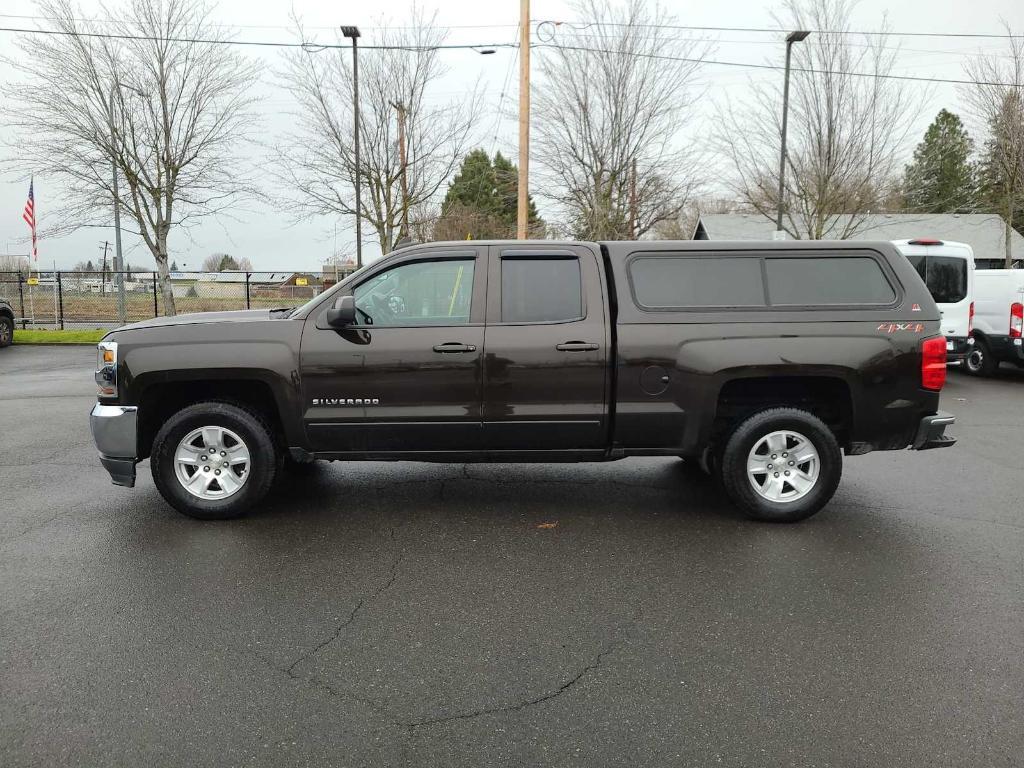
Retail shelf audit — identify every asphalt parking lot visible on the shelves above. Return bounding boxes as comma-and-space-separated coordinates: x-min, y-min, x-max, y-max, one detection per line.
1, 345, 1022, 767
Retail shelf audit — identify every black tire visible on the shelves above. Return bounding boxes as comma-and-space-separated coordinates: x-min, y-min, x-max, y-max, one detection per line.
151, 401, 279, 520
964, 338, 998, 377
0, 315, 13, 348
719, 407, 842, 523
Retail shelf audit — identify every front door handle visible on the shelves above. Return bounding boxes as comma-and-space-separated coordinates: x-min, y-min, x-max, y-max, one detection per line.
432, 342, 477, 353
555, 341, 599, 352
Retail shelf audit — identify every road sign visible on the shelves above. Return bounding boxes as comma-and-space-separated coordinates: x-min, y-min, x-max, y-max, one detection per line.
295, 277, 308, 286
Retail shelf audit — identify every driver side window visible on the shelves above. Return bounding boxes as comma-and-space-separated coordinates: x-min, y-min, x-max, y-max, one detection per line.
353, 259, 475, 327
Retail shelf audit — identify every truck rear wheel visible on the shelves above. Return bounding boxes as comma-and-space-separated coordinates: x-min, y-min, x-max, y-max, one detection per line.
719, 407, 841, 523
151, 401, 279, 520
0, 315, 13, 347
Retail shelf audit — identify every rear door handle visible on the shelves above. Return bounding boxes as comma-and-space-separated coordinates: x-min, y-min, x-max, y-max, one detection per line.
555, 341, 599, 352
432, 342, 477, 353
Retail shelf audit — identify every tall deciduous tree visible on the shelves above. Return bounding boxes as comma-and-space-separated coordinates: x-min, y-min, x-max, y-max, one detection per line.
434, 150, 543, 240
3, 0, 258, 315
963, 27, 1024, 268
716, 0, 920, 239
532, 0, 709, 240
275, 10, 479, 255
902, 110, 978, 213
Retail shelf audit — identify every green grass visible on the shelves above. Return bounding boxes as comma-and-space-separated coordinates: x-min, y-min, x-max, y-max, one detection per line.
14, 328, 107, 344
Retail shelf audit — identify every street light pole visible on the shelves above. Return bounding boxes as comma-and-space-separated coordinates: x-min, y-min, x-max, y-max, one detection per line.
516, 0, 530, 240
342, 26, 363, 266
775, 30, 810, 239
108, 87, 127, 324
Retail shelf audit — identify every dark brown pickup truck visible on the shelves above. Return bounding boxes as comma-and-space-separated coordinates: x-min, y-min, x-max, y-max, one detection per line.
90, 240, 955, 522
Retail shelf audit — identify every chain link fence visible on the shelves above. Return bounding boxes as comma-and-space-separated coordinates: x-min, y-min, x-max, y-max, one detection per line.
0, 270, 353, 329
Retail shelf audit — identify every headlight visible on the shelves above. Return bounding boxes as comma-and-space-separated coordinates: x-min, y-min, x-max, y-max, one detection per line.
95, 340, 118, 397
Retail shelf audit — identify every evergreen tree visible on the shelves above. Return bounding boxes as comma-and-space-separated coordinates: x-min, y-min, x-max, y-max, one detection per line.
435, 150, 543, 239
977, 92, 1024, 257
170, 260, 179, 271
902, 110, 978, 213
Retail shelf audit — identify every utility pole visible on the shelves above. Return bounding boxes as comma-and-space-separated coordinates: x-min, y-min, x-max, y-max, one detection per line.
342, 26, 363, 267
390, 100, 410, 240
775, 30, 810, 239
516, 0, 530, 240
629, 158, 638, 238
108, 86, 127, 324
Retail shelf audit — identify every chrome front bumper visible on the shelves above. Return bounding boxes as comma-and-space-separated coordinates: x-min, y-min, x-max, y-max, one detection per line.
90, 403, 138, 487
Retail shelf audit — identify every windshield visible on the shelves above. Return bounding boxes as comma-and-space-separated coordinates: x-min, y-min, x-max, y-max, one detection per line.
291, 261, 374, 317
905, 254, 967, 304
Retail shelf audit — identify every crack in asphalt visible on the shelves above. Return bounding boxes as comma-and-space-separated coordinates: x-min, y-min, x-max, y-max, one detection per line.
285, 598, 366, 676
400, 641, 623, 729
279, 525, 404, 677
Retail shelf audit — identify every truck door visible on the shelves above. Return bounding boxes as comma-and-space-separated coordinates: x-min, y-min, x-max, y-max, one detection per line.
300, 248, 486, 452
482, 245, 609, 451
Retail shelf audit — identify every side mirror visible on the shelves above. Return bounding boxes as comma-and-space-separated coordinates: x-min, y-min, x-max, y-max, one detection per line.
325, 295, 357, 327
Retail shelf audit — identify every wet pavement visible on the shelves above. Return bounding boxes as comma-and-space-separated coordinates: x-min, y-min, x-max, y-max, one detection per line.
1, 345, 1021, 767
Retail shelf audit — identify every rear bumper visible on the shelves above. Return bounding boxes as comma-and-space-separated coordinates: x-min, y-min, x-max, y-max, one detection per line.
90, 403, 138, 487
984, 335, 1024, 364
945, 336, 971, 362
912, 411, 956, 450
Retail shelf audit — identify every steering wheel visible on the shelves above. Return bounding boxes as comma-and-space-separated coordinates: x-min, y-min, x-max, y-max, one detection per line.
386, 295, 407, 316
371, 293, 397, 321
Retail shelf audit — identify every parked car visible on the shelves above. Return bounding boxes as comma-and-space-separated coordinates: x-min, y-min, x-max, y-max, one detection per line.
892, 239, 975, 363
89, 240, 955, 524
0, 298, 14, 347
965, 269, 1024, 376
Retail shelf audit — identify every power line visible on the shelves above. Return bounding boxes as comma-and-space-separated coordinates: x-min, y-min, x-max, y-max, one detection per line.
2, 23, 1019, 86
534, 43, 1023, 87
535, 19, 1024, 40
0, 24, 518, 52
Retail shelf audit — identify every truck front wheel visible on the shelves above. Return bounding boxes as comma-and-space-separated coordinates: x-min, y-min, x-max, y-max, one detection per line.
151, 401, 279, 520
719, 407, 842, 523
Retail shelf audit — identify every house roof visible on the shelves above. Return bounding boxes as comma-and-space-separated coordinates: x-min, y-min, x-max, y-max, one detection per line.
692, 213, 1024, 262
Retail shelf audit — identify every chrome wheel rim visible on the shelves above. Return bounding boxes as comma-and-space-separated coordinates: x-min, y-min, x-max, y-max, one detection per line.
966, 348, 984, 372
747, 430, 820, 503
174, 426, 251, 500
0, 322, 10, 344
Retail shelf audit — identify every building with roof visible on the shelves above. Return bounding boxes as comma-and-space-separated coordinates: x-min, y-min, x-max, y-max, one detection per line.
692, 213, 1024, 268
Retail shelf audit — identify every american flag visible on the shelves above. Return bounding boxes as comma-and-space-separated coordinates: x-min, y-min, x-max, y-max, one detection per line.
23, 178, 37, 261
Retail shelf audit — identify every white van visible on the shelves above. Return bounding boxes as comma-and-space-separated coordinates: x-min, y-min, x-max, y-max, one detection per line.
964, 269, 1024, 376
892, 239, 975, 362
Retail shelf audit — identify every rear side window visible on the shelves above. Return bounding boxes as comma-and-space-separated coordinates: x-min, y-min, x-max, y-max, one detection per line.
501, 257, 582, 323
630, 256, 766, 308
904, 255, 967, 304
765, 257, 895, 305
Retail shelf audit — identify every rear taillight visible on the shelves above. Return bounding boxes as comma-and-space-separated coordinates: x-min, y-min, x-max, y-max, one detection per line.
921, 336, 947, 391
1011, 302, 1023, 338
968, 301, 974, 335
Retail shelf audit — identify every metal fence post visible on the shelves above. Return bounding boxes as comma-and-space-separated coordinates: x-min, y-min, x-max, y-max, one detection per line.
152, 273, 158, 317
57, 271, 64, 330
245, 272, 251, 309
17, 272, 26, 329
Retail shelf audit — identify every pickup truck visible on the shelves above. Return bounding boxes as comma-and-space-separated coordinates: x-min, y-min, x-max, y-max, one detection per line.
90, 240, 955, 523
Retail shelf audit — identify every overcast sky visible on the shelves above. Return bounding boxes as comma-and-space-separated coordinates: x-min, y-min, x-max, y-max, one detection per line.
1, 0, 1020, 271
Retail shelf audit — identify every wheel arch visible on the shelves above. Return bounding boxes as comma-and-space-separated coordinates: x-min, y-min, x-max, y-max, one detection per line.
132, 369, 301, 460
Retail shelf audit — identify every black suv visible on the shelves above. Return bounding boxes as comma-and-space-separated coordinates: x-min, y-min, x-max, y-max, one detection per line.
0, 298, 14, 348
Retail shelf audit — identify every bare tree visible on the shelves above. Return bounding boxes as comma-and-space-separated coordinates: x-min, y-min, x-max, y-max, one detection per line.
963, 26, 1024, 268
532, 0, 709, 240
275, 10, 479, 255
3, 0, 258, 314
716, 0, 920, 239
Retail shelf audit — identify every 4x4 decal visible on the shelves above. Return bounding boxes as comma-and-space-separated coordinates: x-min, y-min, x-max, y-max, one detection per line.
877, 322, 925, 334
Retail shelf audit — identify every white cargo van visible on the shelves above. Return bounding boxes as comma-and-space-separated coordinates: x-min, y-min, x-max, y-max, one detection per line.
964, 269, 1024, 376
892, 239, 975, 362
